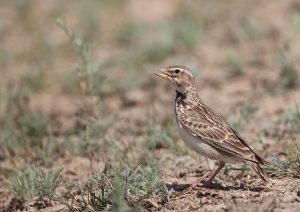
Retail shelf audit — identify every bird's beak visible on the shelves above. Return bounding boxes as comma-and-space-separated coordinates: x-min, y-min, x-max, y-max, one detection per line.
152, 68, 169, 80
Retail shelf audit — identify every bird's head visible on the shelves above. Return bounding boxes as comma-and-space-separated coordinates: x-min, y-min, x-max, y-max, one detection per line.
153, 65, 195, 94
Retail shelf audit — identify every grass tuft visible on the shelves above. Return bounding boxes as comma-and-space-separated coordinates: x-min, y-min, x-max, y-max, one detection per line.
0, 84, 55, 164
9, 166, 62, 200
60, 162, 168, 211
111, 175, 129, 212
144, 121, 185, 155
266, 144, 300, 178
33, 167, 63, 200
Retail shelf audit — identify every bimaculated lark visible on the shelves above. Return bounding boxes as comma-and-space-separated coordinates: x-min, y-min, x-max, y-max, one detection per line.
153, 65, 273, 190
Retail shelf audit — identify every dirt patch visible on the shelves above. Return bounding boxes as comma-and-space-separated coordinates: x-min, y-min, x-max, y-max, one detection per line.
2, 197, 25, 212
1, 0, 300, 211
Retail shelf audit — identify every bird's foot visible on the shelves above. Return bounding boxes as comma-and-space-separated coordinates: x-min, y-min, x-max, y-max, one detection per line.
178, 171, 212, 195
182, 182, 205, 194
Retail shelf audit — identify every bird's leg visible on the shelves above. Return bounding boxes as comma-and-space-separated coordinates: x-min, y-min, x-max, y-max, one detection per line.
205, 161, 225, 185
183, 170, 212, 193
182, 161, 225, 194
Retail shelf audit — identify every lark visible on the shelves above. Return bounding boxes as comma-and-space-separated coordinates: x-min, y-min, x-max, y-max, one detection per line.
153, 65, 273, 190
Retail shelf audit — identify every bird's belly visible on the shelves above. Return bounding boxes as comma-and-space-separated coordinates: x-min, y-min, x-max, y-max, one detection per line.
176, 123, 239, 163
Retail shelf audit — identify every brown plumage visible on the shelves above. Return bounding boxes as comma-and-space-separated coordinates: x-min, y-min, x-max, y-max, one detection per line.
153, 65, 273, 188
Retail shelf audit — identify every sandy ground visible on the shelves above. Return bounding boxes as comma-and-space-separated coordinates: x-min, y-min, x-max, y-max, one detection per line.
1, 0, 300, 211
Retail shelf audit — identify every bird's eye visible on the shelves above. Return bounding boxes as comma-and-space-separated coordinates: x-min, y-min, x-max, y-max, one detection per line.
174, 69, 180, 74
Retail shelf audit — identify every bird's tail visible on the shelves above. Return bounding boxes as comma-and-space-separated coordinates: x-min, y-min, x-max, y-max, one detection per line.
246, 161, 274, 186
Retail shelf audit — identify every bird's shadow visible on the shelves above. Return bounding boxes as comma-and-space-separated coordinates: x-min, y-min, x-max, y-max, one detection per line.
166, 182, 265, 193
166, 183, 190, 192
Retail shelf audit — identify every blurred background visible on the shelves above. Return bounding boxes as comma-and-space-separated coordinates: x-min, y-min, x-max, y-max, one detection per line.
0, 0, 300, 211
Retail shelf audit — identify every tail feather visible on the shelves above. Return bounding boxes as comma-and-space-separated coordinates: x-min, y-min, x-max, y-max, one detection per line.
246, 161, 274, 186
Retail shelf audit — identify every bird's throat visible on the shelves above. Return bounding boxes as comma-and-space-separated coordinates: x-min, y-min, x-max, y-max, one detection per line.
175, 90, 186, 100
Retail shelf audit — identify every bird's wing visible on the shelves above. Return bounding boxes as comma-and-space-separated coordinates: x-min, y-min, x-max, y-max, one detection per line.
176, 103, 264, 164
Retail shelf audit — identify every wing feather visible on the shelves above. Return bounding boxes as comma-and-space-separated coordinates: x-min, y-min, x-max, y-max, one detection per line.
176, 101, 263, 164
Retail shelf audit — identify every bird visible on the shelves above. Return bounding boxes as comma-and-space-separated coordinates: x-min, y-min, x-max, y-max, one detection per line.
153, 65, 273, 190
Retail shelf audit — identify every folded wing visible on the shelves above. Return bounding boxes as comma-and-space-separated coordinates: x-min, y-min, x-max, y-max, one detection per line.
177, 103, 264, 164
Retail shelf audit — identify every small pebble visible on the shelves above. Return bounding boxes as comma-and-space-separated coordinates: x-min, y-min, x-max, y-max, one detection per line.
200, 197, 208, 204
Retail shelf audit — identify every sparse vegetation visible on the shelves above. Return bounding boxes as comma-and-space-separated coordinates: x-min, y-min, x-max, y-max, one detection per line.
56, 18, 106, 116
173, 9, 202, 50
239, 18, 265, 40
227, 105, 258, 131
9, 166, 62, 201
224, 50, 246, 76
0, 85, 55, 164
1, 0, 300, 211
266, 104, 300, 178
61, 162, 168, 211
266, 144, 300, 178
278, 53, 299, 89
278, 104, 300, 133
